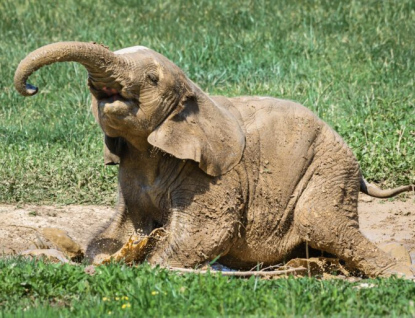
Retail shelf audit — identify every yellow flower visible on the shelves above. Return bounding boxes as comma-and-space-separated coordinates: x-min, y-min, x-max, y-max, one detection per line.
115, 297, 120, 301
151, 291, 159, 296
102, 297, 109, 302
122, 296, 129, 300
108, 311, 112, 315
122, 303, 131, 309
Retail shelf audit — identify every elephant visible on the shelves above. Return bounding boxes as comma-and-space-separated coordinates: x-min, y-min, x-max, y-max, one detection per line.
14, 41, 414, 277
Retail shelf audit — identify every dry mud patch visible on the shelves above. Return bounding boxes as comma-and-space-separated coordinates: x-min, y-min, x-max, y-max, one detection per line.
1, 195, 414, 263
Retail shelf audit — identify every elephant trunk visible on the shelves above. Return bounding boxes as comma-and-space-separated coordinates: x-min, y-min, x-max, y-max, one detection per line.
14, 41, 126, 96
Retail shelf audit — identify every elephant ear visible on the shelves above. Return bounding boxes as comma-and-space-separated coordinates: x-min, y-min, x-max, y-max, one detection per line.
103, 135, 126, 165
148, 95, 245, 176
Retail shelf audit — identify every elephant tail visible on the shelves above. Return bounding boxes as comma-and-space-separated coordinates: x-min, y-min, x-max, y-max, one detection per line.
359, 176, 414, 198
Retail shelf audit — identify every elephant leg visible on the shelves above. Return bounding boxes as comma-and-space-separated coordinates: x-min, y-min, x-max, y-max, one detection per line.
147, 208, 238, 268
86, 198, 153, 263
294, 173, 414, 278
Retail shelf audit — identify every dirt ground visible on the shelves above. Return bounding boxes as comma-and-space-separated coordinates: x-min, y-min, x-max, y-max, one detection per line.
1, 194, 414, 263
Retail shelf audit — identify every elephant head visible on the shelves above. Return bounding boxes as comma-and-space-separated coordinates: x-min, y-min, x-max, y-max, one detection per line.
14, 42, 245, 176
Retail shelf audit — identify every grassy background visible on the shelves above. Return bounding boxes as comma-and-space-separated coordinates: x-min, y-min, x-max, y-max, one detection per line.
1, 258, 415, 317
0, 0, 414, 204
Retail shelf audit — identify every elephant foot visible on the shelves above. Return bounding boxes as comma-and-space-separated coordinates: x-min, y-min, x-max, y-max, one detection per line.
91, 253, 112, 265
378, 243, 414, 279
93, 228, 166, 265
380, 263, 415, 279
378, 242, 412, 265
85, 237, 124, 264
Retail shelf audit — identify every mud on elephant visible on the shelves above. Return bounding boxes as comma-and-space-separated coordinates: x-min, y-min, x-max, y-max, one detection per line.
15, 42, 414, 277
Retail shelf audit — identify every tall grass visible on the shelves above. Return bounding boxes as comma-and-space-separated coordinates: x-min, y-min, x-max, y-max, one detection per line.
1, 0, 414, 203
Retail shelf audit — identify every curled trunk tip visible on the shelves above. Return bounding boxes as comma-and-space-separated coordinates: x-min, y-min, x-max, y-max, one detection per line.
23, 84, 38, 96
14, 41, 123, 97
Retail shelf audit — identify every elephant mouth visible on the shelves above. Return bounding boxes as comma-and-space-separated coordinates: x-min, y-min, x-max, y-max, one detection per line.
101, 88, 123, 102
90, 82, 122, 100
98, 95, 137, 116
89, 81, 137, 109
102, 92, 123, 103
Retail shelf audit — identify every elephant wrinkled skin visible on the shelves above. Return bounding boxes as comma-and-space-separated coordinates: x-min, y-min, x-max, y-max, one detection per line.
14, 42, 414, 277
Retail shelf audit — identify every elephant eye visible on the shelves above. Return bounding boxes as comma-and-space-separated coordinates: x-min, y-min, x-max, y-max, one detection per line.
147, 73, 159, 85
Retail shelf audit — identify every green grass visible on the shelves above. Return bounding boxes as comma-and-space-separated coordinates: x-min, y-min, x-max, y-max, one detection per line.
0, 0, 414, 204
1, 258, 415, 317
